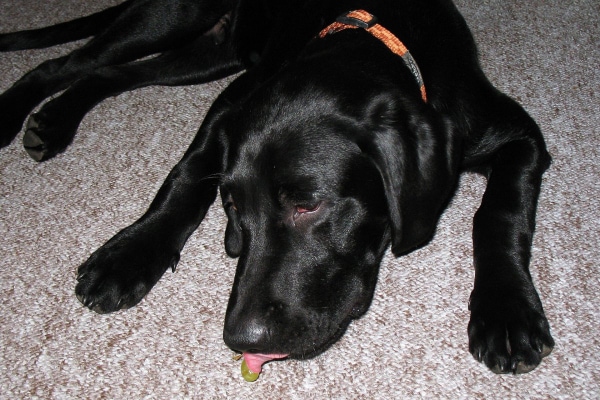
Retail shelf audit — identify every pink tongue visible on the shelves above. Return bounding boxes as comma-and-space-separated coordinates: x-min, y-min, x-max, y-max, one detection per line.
243, 353, 289, 374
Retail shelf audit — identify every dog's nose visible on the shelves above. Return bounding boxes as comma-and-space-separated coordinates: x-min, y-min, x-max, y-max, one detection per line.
223, 316, 274, 353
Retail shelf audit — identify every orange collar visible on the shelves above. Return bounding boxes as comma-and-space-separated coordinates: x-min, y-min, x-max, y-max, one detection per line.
319, 10, 427, 102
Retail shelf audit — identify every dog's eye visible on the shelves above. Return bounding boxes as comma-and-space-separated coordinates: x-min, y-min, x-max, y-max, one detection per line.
293, 202, 321, 219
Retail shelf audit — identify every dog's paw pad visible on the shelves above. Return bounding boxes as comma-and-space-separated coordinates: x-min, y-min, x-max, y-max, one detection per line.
23, 112, 75, 161
23, 133, 47, 162
23, 114, 52, 161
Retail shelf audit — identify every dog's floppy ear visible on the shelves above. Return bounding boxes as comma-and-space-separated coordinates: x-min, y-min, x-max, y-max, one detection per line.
224, 211, 243, 257
361, 100, 458, 256
221, 189, 243, 257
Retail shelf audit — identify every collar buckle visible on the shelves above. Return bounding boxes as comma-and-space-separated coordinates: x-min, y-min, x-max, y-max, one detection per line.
335, 12, 378, 29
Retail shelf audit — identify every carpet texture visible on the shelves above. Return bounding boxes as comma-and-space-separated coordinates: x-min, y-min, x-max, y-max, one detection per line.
1, 0, 598, 398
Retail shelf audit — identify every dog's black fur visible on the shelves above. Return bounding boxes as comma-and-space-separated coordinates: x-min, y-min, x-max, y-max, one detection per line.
0, 0, 554, 374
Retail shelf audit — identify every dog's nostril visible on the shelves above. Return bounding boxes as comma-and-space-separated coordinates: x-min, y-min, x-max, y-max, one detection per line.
224, 317, 273, 352
223, 302, 288, 352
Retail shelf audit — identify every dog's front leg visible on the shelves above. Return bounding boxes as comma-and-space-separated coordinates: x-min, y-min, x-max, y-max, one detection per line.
468, 124, 555, 373
75, 105, 226, 314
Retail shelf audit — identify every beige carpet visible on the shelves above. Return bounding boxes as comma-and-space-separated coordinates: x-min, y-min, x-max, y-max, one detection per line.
1, 0, 598, 398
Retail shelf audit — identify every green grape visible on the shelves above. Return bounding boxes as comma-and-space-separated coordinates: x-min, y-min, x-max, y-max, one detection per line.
241, 359, 260, 382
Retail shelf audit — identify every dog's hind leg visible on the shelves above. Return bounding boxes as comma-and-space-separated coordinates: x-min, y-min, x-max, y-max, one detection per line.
23, 27, 242, 161
0, 0, 232, 148
465, 93, 555, 374
0, 2, 134, 146
0, 1, 134, 51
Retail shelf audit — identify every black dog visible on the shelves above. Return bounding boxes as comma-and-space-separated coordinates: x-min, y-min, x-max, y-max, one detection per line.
0, 0, 554, 375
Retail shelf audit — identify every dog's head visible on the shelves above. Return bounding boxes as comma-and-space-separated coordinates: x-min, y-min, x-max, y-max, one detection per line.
219, 71, 457, 361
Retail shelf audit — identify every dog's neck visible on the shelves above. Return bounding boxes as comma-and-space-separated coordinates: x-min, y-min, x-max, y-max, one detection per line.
319, 10, 427, 102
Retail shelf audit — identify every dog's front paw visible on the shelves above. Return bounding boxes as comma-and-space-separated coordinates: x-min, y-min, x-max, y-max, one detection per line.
75, 228, 179, 314
468, 289, 554, 374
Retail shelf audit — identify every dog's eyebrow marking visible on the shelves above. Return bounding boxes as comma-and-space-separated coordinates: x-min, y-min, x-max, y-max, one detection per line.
278, 189, 314, 206
277, 180, 322, 203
